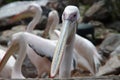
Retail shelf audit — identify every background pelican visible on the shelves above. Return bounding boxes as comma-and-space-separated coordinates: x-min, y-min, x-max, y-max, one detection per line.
42, 10, 60, 40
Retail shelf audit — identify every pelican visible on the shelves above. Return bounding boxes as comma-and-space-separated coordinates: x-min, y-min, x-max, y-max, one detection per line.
0, 49, 15, 78
42, 10, 60, 40
50, 5, 102, 78
40, 7, 102, 75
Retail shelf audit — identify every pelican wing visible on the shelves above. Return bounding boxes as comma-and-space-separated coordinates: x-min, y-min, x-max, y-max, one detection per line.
22, 32, 57, 58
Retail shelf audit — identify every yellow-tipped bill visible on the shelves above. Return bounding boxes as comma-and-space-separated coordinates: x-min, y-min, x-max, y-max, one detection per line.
50, 20, 71, 77
0, 41, 19, 72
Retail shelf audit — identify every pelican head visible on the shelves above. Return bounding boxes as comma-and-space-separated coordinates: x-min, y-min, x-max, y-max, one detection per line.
62, 6, 80, 22
49, 10, 59, 21
27, 3, 42, 13
50, 5, 80, 78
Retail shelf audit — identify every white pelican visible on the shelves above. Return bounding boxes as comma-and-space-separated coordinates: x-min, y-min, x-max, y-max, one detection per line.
41, 7, 102, 75
42, 10, 60, 40
0, 49, 15, 78
50, 5, 102, 78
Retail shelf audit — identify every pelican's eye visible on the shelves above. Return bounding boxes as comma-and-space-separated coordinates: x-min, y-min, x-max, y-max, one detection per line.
70, 13, 77, 22
73, 14, 76, 18
71, 13, 77, 19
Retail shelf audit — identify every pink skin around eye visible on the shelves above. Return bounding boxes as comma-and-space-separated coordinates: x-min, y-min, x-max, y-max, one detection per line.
62, 12, 77, 22
68, 13, 77, 22
70, 13, 77, 19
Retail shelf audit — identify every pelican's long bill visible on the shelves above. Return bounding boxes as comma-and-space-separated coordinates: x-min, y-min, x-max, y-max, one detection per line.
50, 20, 72, 77
0, 41, 19, 72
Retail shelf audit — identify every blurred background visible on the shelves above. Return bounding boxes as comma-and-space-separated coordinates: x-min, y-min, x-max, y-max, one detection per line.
0, 0, 120, 78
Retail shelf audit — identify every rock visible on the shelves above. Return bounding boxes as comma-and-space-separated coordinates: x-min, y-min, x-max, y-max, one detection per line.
89, 21, 104, 28
35, 16, 47, 30
98, 33, 120, 59
13, 53, 38, 78
103, 0, 120, 20
1, 25, 25, 39
111, 45, 120, 56
82, 1, 111, 23
0, 36, 9, 46
0, 45, 7, 51
79, 0, 98, 5
0, 0, 3, 6
32, 30, 44, 37
0, 19, 21, 31
0, 25, 25, 46
106, 21, 120, 32
22, 56, 37, 78
96, 55, 120, 76
76, 23, 95, 42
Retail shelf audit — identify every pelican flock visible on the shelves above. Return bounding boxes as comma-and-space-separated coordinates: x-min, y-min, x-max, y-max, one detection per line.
0, 3, 102, 79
